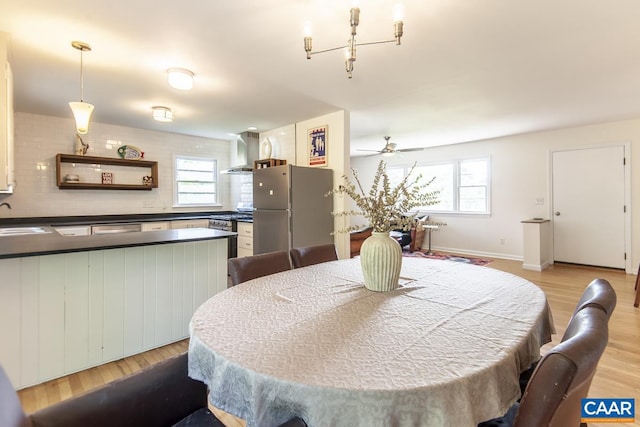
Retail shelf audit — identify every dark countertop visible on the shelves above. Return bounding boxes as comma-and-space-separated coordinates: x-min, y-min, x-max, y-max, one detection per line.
0, 228, 237, 259
0, 212, 222, 227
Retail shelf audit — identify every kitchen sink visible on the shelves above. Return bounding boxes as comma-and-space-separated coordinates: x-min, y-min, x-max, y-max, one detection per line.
0, 226, 52, 236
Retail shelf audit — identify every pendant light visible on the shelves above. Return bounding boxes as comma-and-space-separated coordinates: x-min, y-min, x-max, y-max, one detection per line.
69, 41, 95, 134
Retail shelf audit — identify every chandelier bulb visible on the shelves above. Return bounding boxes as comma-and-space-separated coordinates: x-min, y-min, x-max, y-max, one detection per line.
303, 21, 313, 38
393, 4, 405, 22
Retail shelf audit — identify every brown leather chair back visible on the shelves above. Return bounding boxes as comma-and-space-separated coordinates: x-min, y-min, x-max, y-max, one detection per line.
514, 307, 610, 427
290, 244, 338, 268
29, 353, 209, 427
228, 250, 291, 286
0, 365, 31, 427
573, 278, 617, 319
561, 278, 616, 342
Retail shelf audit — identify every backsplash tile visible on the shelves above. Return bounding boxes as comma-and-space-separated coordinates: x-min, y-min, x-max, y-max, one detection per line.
2, 113, 235, 218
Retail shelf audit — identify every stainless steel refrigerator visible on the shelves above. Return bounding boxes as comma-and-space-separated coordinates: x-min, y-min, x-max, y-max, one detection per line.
253, 164, 333, 255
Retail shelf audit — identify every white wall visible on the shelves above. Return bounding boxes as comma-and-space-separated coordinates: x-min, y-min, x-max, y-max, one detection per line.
260, 124, 296, 165
0, 113, 234, 218
351, 117, 640, 269
295, 111, 351, 259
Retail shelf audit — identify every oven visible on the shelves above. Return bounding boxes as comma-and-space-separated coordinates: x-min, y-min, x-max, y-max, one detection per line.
209, 215, 238, 258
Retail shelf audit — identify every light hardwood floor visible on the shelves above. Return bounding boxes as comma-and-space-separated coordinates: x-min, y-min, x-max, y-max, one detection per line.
16, 258, 640, 427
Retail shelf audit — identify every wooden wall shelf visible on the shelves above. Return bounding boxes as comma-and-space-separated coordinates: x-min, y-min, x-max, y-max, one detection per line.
56, 154, 158, 190
254, 158, 286, 169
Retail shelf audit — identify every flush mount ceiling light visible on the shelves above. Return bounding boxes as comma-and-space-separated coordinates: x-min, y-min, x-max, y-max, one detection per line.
303, 3, 404, 78
167, 67, 194, 90
68, 41, 95, 134
152, 106, 174, 122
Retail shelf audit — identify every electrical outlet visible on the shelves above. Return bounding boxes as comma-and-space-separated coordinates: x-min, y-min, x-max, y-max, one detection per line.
535, 197, 544, 205
142, 200, 155, 208
500, 238, 505, 245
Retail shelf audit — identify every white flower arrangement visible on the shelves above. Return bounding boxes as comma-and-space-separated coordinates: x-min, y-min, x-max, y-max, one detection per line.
328, 160, 440, 233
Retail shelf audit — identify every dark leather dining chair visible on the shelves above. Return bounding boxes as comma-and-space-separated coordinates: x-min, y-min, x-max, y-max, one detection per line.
290, 243, 338, 268
516, 306, 610, 427
1, 352, 308, 427
1, 352, 222, 427
228, 250, 291, 286
518, 278, 616, 391
571, 278, 617, 321
479, 306, 612, 427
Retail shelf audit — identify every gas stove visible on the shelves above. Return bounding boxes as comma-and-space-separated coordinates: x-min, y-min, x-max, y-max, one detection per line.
209, 212, 253, 231
208, 212, 253, 259
209, 212, 253, 223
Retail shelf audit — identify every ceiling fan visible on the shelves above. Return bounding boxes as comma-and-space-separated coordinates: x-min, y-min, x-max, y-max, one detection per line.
357, 136, 424, 157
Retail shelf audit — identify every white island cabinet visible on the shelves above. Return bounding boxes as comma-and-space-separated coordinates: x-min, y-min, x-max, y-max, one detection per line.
0, 239, 227, 389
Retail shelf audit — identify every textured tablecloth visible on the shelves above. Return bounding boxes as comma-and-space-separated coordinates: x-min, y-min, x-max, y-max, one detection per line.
188, 257, 555, 427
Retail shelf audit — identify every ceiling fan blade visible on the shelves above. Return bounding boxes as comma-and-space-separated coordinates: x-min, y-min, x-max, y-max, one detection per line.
397, 147, 425, 153
356, 136, 423, 156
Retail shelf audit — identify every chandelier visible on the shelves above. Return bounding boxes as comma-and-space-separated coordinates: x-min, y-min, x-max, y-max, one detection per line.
303, 4, 404, 78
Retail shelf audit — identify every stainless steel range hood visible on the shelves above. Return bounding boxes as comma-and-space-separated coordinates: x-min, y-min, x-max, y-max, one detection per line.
223, 131, 260, 174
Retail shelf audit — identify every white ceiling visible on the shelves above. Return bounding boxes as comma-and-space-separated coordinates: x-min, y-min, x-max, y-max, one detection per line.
2, 0, 640, 156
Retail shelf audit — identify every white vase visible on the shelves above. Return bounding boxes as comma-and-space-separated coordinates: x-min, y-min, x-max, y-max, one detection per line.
360, 231, 402, 292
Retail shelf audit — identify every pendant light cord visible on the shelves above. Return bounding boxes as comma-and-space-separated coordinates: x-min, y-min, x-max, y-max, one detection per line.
79, 48, 84, 102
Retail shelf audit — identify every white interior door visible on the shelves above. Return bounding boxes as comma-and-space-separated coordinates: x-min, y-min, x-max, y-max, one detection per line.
552, 146, 626, 269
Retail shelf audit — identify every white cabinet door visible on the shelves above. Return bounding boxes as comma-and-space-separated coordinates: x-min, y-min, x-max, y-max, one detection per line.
237, 222, 253, 257
54, 226, 91, 236
141, 221, 170, 231
170, 219, 209, 229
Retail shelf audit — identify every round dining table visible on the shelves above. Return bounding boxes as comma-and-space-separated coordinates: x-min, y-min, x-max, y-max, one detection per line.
188, 257, 555, 427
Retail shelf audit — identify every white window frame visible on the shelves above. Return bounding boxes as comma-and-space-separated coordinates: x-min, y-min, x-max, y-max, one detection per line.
173, 155, 221, 207
388, 157, 491, 215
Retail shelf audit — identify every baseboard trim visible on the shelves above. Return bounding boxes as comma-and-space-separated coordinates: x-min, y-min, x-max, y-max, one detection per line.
430, 246, 523, 262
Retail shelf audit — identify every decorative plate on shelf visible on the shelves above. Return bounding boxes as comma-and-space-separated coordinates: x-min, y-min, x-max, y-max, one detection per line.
117, 145, 143, 159
261, 138, 272, 159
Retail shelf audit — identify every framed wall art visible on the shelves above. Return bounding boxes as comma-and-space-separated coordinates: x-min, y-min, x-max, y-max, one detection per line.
308, 125, 328, 167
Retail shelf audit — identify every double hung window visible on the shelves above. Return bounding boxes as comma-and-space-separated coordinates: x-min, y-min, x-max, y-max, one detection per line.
175, 156, 218, 206
388, 158, 490, 214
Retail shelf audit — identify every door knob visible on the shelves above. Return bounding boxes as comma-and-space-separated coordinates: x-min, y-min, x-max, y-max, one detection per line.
554, 211, 560, 216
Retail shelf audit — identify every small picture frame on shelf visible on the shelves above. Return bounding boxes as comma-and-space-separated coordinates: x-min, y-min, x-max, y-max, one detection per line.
308, 125, 328, 167
101, 172, 113, 184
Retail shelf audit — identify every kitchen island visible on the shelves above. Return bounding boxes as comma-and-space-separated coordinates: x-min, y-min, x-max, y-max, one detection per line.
0, 228, 235, 389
